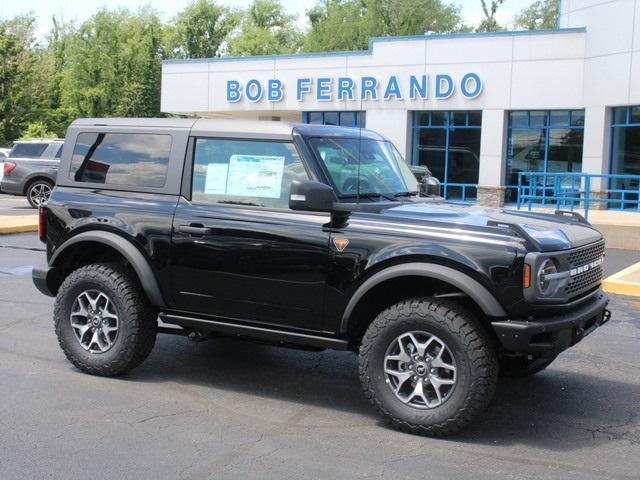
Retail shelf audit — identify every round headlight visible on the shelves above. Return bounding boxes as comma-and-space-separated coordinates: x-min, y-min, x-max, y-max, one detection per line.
537, 259, 558, 295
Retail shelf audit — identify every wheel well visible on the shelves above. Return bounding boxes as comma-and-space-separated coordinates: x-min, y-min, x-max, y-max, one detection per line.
50, 241, 134, 294
23, 176, 53, 195
345, 275, 490, 346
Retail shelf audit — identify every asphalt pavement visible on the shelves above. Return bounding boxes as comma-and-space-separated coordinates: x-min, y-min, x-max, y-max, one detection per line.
0, 193, 36, 216
0, 232, 639, 480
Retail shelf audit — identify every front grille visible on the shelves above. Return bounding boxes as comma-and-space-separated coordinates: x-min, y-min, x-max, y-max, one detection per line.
567, 241, 605, 269
564, 241, 605, 298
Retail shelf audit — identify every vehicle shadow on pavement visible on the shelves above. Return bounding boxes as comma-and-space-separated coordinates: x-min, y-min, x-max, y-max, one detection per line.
115, 334, 639, 449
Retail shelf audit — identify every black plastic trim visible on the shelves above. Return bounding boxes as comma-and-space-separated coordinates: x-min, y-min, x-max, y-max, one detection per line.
49, 231, 166, 307
340, 262, 507, 334
161, 313, 350, 350
32, 265, 55, 297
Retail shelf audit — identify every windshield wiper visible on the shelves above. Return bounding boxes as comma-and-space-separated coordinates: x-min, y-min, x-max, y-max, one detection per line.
393, 191, 419, 198
339, 192, 398, 202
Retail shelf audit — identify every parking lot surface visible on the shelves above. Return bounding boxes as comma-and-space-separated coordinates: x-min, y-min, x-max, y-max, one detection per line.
0, 232, 638, 480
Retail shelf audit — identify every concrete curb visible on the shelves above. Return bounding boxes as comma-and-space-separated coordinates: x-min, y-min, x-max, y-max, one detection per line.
603, 261, 640, 297
0, 215, 38, 235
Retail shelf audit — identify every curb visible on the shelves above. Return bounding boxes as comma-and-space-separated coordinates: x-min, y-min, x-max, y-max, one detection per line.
0, 223, 38, 234
603, 261, 640, 297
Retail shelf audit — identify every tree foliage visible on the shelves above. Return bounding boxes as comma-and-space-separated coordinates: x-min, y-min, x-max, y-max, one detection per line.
228, 0, 301, 56
304, 0, 464, 52
477, 0, 505, 32
513, 0, 560, 30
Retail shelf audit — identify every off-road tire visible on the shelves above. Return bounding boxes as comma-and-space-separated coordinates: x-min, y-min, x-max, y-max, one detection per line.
499, 355, 556, 378
26, 179, 53, 208
359, 298, 498, 437
54, 263, 157, 376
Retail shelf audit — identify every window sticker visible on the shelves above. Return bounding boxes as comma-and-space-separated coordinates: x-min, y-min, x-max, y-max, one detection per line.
205, 163, 229, 194
226, 155, 285, 199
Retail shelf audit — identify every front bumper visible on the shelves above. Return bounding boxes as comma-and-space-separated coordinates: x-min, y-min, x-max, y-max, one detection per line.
32, 265, 56, 297
492, 292, 610, 354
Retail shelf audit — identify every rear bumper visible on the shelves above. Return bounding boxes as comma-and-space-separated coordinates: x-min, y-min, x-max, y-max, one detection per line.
0, 178, 24, 195
32, 265, 56, 297
492, 292, 610, 355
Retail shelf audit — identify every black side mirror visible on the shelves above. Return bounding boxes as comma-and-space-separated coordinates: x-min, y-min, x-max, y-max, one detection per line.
420, 175, 442, 197
289, 180, 338, 212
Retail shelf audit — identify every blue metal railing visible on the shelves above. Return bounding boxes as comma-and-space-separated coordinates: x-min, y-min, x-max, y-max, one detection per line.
442, 183, 477, 203
516, 172, 640, 219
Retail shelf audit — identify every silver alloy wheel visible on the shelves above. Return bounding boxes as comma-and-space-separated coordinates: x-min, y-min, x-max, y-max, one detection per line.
29, 182, 52, 207
383, 331, 457, 409
70, 290, 119, 354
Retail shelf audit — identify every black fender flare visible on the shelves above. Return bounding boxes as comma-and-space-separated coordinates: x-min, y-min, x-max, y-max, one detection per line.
50, 231, 166, 307
340, 262, 507, 334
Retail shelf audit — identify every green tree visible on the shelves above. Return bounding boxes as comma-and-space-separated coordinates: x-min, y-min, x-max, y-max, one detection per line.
20, 121, 57, 139
303, 0, 464, 53
227, 0, 301, 55
477, 0, 505, 32
513, 0, 559, 30
60, 8, 164, 118
165, 0, 239, 58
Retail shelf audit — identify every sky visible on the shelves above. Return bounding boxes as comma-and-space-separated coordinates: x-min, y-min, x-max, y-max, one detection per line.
0, 0, 538, 40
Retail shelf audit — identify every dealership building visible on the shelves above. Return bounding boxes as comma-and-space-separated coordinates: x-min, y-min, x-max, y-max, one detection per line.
161, 0, 640, 207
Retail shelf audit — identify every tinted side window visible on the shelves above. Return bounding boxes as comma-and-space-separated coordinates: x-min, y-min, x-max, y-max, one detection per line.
54, 144, 63, 158
192, 138, 308, 209
70, 133, 171, 188
10, 143, 48, 158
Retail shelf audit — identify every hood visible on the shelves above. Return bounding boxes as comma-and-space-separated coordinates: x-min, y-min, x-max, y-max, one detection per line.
378, 201, 602, 251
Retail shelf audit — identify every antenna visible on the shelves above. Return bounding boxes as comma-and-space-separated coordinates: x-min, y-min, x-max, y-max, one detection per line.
356, 84, 364, 204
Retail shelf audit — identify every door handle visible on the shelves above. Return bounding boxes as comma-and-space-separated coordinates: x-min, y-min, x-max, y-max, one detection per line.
178, 224, 212, 236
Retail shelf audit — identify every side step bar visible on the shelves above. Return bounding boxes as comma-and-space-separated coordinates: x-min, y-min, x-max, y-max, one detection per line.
159, 313, 350, 351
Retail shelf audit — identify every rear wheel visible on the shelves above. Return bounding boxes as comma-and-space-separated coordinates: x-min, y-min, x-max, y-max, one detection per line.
26, 179, 53, 208
359, 298, 498, 437
54, 263, 157, 376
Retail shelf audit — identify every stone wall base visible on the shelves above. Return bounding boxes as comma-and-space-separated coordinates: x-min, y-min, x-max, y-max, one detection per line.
477, 186, 506, 208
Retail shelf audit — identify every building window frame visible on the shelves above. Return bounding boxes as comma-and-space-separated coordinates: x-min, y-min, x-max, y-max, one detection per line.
301, 111, 366, 128
609, 106, 640, 209
505, 109, 585, 202
411, 110, 482, 202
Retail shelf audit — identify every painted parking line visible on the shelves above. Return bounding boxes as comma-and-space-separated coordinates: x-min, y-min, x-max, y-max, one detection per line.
603, 261, 640, 297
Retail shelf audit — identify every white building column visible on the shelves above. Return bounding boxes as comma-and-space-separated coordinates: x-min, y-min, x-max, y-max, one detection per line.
582, 106, 610, 193
477, 109, 507, 207
365, 109, 411, 160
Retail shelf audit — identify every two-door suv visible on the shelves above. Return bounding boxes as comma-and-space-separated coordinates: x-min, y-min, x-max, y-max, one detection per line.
33, 118, 610, 436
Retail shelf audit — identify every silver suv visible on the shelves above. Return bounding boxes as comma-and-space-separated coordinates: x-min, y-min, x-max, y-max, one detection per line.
1, 139, 64, 208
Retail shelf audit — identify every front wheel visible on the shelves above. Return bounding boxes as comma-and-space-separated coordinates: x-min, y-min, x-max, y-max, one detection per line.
26, 179, 53, 208
359, 298, 498, 436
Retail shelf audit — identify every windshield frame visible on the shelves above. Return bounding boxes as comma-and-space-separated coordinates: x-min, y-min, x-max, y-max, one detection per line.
305, 136, 419, 202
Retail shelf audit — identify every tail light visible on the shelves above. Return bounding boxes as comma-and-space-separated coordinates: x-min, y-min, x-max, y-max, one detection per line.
38, 206, 47, 243
3, 161, 15, 176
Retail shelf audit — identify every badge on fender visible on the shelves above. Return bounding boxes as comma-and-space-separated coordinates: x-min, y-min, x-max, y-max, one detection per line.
332, 238, 349, 252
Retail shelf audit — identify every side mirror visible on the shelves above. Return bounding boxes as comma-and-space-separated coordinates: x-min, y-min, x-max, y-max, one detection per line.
420, 175, 442, 197
289, 180, 338, 212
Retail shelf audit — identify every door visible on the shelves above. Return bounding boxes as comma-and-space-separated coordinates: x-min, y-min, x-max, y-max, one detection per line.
170, 137, 331, 331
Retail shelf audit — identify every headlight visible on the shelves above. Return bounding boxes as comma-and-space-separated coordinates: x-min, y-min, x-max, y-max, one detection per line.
537, 259, 558, 295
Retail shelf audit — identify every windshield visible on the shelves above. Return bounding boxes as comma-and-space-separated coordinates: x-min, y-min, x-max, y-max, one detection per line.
308, 137, 419, 198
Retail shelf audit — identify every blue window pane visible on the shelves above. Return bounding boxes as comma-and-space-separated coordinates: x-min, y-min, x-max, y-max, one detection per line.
570, 110, 585, 126
324, 112, 339, 126
307, 112, 323, 124
452, 112, 467, 126
339, 112, 356, 127
356, 112, 366, 128
631, 106, 640, 124
430, 111, 448, 126
510, 111, 528, 127
549, 111, 570, 127
530, 111, 547, 127
467, 111, 482, 126
613, 107, 627, 125
415, 112, 429, 126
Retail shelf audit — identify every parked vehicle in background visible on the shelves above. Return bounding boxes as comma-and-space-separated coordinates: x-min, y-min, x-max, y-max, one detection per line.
0, 148, 10, 184
1, 139, 64, 207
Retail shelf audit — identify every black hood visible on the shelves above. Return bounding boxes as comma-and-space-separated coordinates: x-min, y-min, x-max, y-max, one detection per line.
377, 201, 603, 252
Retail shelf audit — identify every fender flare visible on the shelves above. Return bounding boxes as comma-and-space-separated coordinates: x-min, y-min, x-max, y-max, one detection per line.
50, 231, 166, 307
340, 262, 507, 334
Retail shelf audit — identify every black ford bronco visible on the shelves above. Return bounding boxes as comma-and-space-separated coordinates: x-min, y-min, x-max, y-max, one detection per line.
33, 118, 610, 436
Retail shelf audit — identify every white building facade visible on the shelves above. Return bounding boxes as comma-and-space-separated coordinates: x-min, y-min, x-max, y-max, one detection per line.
161, 0, 640, 207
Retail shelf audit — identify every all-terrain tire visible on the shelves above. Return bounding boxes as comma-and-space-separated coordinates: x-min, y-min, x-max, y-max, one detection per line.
54, 263, 157, 376
499, 355, 556, 378
359, 298, 498, 437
